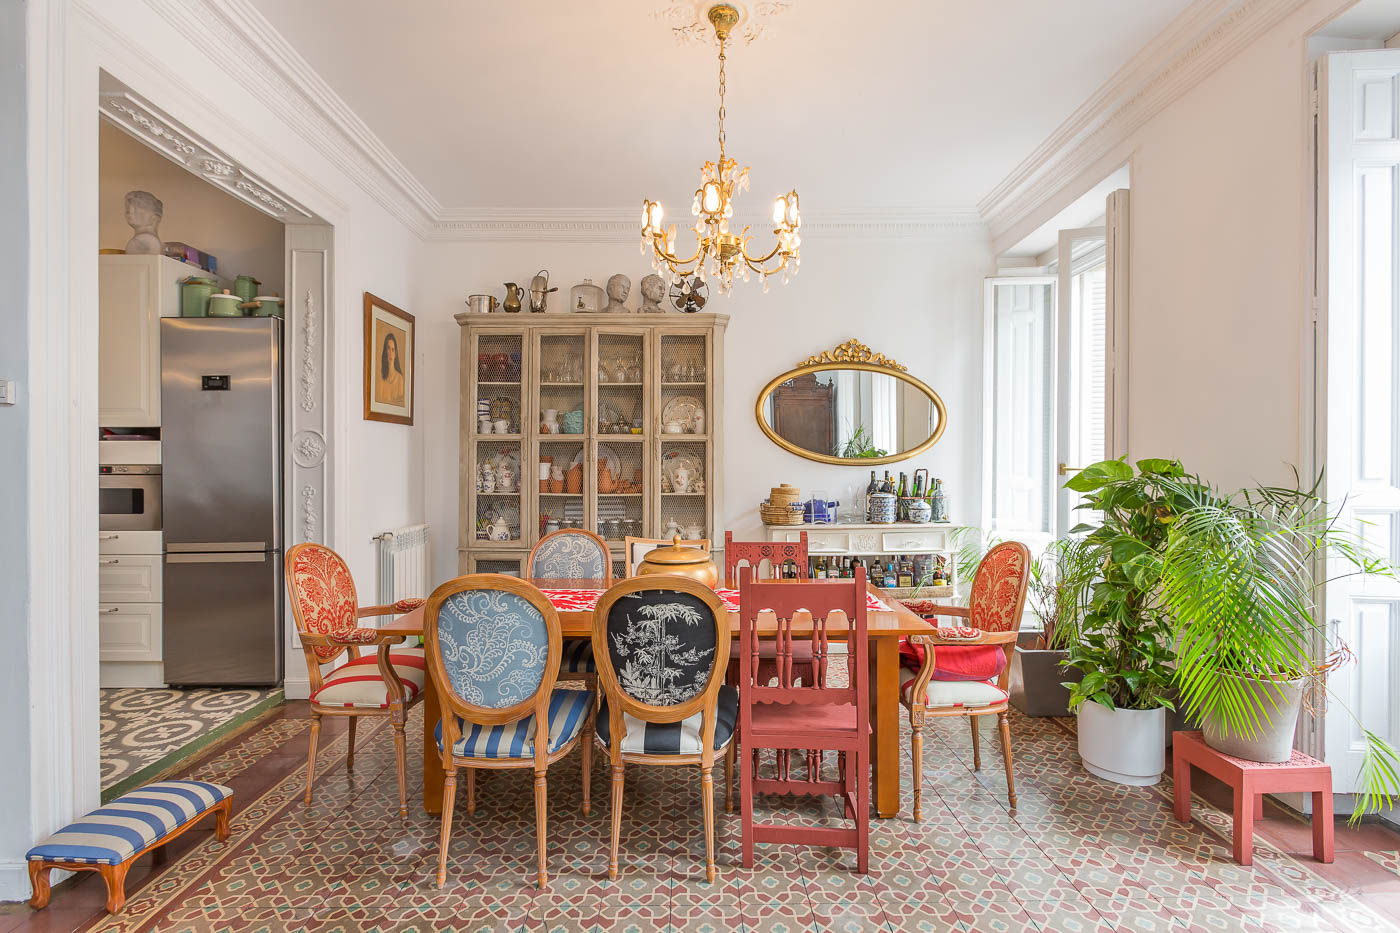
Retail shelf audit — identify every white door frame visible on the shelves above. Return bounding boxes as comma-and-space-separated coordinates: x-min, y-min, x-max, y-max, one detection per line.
21, 0, 344, 890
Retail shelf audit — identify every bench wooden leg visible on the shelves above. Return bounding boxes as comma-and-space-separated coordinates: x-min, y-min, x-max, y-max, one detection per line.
1233, 780, 1255, 867
1312, 788, 1335, 863
1254, 793, 1264, 820
99, 862, 130, 914
215, 798, 232, 842
1173, 752, 1192, 822
27, 862, 51, 909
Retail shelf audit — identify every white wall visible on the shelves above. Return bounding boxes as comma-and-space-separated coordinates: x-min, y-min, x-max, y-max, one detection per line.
98, 120, 285, 294
416, 229, 993, 585
1004, 0, 1350, 491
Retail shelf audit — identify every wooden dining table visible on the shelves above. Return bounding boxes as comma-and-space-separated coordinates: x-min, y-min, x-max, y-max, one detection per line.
381, 577, 933, 819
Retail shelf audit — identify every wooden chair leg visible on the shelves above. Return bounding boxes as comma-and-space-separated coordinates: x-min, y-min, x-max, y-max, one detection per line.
27, 862, 52, 909
725, 742, 735, 815
100, 862, 130, 914
609, 764, 625, 880
534, 768, 549, 890
741, 743, 756, 869
465, 768, 476, 816
392, 717, 409, 819
911, 722, 924, 822
701, 765, 716, 884
304, 713, 321, 807
997, 711, 1016, 809
437, 768, 457, 888
346, 716, 357, 772
854, 746, 870, 875
215, 798, 231, 841
581, 719, 594, 817
969, 716, 981, 771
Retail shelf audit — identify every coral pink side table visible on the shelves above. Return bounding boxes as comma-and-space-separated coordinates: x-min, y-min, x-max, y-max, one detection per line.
1172, 730, 1334, 867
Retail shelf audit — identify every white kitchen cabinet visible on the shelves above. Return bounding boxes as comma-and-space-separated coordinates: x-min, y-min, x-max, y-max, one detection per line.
98, 254, 189, 426
99, 602, 162, 662
98, 553, 162, 602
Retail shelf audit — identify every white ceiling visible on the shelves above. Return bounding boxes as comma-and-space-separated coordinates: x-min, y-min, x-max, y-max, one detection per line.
247, 0, 1195, 215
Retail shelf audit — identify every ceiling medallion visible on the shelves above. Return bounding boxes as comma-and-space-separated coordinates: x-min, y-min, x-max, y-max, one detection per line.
640, 3, 801, 296
799, 339, 908, 372
652, 1, 792, 46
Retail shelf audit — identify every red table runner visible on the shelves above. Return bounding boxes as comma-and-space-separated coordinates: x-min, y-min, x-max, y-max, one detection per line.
540, 587, 890, 614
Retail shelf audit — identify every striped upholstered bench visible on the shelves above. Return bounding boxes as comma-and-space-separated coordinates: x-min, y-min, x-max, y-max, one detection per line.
27, 780, 233, 914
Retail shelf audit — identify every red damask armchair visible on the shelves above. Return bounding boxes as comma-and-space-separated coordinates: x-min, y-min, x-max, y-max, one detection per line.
900, 540, 1030, 817
285, 542, 427, 818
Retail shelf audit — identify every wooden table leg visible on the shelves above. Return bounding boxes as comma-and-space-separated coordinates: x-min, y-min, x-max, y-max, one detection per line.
1233, 779, 1254, 866
423, 675, 442, 815
870, 638, 900, 819
1173, 751, 1191, 822
1312, 787, 1335, 863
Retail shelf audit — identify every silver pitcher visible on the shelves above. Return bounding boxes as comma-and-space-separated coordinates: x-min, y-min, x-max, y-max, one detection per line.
466, 294, 498, 314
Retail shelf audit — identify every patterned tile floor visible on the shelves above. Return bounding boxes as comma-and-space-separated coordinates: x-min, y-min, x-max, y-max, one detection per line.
100, 688, 284, 798
9, 700, 1400, 932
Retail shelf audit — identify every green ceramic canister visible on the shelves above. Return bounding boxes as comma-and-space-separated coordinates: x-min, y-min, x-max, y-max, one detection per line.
244, 294, 283, 318
180, 276, 218, 317
233, 274, 261, 302
207, 289, 244, 317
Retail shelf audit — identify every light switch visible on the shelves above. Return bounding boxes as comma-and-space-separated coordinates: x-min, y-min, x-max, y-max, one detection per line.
0, 380, 14, 405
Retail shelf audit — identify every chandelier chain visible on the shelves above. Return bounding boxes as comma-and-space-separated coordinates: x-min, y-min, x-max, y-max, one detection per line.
717, 36, 726, 165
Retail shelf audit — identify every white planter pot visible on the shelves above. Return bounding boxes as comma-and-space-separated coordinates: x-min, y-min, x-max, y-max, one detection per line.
1078, 702, 1166, 786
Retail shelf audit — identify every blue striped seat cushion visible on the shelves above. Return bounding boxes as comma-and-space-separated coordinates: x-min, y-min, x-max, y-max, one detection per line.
434, 688, 593, 759
559, 638, 596, 674
597, 685, 738, 755
26, 780, 232, 866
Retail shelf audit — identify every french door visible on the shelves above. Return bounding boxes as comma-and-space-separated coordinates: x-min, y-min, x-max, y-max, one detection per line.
1319, 50, 1400, 790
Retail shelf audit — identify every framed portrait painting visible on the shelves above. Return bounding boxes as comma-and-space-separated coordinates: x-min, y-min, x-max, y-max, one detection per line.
363, 292, 415, 425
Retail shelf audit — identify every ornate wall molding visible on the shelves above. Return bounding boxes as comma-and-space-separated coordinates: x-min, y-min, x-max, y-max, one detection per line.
287, 242, 331, 555
652, 1, 792, 45
299, 289, 318, 413
98, 78, 315, 224
979, 0, 1313, 248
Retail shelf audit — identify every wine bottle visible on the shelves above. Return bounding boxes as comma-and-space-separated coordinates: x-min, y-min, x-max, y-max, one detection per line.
896, 472, 908, 520
865, 470, 877, 521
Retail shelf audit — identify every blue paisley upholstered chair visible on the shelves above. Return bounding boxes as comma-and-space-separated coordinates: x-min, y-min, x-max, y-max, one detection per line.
424, 575, 595, 890
592, 576, 736, 884
528, 529, 611, 684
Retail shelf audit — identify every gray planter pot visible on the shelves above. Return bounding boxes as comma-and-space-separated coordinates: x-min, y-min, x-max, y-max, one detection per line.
1010, 647, 1082, 718
1199, 672, 1304, 762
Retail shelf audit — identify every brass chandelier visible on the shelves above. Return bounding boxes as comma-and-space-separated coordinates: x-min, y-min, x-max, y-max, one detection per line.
640, 3, 801, 295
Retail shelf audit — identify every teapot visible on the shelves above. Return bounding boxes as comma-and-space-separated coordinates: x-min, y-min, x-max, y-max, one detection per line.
503, 282, 526, 313
487, 515, 511, 541
497, 460, 516, 492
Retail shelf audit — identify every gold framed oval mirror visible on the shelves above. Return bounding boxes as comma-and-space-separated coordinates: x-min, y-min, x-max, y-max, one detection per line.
754, 339, 948, 466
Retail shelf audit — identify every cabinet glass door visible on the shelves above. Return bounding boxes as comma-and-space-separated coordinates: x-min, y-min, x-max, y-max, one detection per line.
594, 329, 649, 548
471, 332, 525, 546
658, 331, 711, 541
536, 330, 588, 544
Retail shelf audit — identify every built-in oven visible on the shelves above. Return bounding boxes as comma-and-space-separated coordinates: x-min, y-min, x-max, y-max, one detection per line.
99, 465, 162, 532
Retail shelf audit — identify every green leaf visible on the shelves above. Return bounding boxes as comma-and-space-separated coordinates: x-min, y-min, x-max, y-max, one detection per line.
1136, 458, 1182, 476
1065, 459, 1133, 492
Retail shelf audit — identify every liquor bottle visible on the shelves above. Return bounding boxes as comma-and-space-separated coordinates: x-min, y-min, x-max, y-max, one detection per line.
898, 555, 913, 588
865, 470, 877, 521
815, 557, 827, 579
881, 471, 894, 494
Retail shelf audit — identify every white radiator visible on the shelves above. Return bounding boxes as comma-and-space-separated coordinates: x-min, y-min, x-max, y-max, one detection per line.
374, 523, 431, 605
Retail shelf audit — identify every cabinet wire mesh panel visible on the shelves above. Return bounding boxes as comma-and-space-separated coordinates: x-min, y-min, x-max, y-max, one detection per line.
457, 312, 727, 576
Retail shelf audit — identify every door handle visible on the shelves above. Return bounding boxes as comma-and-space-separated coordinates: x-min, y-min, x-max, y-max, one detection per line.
100, 533, 120, 541
101, 607, 120, 614
99, 558, 120, 565
1058, 464, 1086, 476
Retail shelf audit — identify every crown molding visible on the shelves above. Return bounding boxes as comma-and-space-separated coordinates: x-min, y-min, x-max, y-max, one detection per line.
426, 207, 986, 242
130, 0, 442, 237
979, 0, 1313, 245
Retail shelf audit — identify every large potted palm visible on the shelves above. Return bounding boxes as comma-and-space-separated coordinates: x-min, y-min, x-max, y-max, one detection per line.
1062, 458, 1400, 812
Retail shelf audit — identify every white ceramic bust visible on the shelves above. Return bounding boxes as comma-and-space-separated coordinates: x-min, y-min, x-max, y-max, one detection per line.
602, 273, 631, 313
123, 190, 164, 255
639, 274, 666, 313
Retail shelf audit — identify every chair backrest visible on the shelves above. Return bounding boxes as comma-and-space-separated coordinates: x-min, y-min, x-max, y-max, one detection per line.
424, 574, 561, 766
528, 528, 612, 583
724, 531, 808, 586
623, 536, 711, 577
968, 541, 1032, 633
285, 542, 360, 664
592, 575, 729, 759
737, 566, 869, 729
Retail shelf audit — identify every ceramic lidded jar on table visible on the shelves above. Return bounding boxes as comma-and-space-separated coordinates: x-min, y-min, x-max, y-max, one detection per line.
635, 536, 718, 588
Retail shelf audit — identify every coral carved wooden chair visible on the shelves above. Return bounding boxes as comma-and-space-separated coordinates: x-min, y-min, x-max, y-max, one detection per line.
529, 528, 611, 685
622, 535, 710, 576
900, 540, 1031, 816
423, 574, 595, 890
284, 543, 426, 818
592, 575, 736, 883
738, 567, 871, 872
724, 532, 817, 684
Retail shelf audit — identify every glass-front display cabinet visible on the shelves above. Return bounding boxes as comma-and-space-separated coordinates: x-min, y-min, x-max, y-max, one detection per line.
458, 311, 727, 576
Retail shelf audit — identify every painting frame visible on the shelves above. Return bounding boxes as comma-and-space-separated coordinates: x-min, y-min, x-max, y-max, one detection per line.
363, 292, 415, 425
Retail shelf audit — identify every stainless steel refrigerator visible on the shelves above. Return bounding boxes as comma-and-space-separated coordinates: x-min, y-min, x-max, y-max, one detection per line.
161, 317, 284, 685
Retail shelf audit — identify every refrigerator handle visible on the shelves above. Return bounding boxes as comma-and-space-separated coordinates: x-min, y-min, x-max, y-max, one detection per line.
167, 553, 269, 564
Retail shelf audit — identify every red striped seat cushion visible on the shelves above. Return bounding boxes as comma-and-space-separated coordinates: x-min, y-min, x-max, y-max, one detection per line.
311, 648, 426, 709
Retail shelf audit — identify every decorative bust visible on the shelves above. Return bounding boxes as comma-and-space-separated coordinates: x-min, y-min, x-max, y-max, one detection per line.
639, 273, 666, 313
123, 190, 164, 255
602, 273, 631, 313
